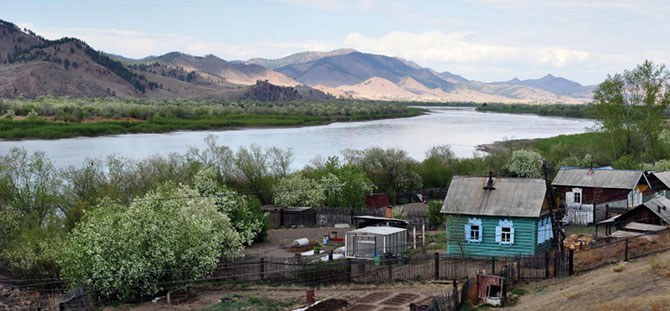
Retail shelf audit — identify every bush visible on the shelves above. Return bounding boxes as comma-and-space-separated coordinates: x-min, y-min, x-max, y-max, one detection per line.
59, 185, 243, 300
273, 174, 325, 208
505, 149, 543, 178
427, 200, 446, 228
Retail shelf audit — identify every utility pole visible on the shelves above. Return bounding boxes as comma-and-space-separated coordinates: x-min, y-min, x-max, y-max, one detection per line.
542, 160, 565, 272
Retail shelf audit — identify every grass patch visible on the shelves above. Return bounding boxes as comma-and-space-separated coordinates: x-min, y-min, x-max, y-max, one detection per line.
0, 108, 424, 140
648, 255, 670, 278
564, 225, 596, 236
205, 295, 296, 311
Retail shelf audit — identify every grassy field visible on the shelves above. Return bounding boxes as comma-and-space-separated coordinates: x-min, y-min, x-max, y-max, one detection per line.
0, 108, 425, 140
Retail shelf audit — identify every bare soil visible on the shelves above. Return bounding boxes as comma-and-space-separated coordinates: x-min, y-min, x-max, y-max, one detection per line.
104, 282, 450, 311
503, 250, 670, 311
243, 227, 352, 259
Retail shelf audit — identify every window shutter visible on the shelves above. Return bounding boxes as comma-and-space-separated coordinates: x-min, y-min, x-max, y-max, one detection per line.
566, 192, 574, 204
548, 218, 553, 239
464, 224, 471, 242
510, 226, 515, 244
537, 219, 544, 244
495, 225, 502, 244
477, 224, 483, 242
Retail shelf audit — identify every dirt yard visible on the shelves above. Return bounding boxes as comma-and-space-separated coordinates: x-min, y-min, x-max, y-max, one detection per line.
105, 282, 452, 311
503, 250, 670, 311
244, 227, 352, 258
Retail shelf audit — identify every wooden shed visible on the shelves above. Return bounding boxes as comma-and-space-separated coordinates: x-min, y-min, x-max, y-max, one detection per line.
345, 226, 407, 259
597, 196, 670, 238
441, 175, 554, 257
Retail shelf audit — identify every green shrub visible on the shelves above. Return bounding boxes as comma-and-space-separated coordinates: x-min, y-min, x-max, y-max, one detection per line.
427, 200, 446, 228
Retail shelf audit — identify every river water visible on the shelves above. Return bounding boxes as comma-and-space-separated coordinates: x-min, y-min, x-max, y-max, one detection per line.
0, 107, 596, 169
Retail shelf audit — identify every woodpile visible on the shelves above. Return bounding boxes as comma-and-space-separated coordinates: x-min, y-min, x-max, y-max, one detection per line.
564, 234, 594, 250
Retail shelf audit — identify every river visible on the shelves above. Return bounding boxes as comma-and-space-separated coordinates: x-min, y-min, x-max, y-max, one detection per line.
0, 107, 596, 169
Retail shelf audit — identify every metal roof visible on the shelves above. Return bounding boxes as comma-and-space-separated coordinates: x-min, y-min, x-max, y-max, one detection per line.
651, 171, 670, 189
640, 196, 670, 224
348, 226, 407, 235
440, 176, 547, 218
552, 167, 645, 190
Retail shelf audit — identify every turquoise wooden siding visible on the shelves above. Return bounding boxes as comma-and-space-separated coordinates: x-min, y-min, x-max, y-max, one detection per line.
446, 215, 552, 257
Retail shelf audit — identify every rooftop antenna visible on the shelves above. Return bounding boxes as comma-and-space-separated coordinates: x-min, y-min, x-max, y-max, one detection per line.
484, 171, 495, 190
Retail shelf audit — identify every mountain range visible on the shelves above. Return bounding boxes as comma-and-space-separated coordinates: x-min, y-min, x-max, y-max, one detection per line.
0, 19, 596, 103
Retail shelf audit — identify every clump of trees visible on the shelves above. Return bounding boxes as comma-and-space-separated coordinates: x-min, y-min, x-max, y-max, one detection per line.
594, 60, 670, 166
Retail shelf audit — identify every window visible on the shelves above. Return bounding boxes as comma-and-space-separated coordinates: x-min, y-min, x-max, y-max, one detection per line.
537, 217, 553, 245
496, 219, 514, 245
501, 227, 511, 243
470, 225, 480, 241
464, 218, 482, 243
574, 192, 581, 204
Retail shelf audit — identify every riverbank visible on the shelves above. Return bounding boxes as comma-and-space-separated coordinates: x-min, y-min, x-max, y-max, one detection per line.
0, 108, 425, 140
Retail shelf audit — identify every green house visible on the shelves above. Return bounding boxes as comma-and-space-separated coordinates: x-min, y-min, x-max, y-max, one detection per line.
440, 175, 554, 257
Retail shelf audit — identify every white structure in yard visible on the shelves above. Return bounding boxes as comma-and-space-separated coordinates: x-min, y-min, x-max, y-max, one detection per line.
345, 226, 407, 259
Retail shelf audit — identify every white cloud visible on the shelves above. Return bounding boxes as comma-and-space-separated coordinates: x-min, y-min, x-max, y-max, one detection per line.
344, 30, 591, 67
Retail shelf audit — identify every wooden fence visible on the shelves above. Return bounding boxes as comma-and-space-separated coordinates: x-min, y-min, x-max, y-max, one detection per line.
266, 207, 427, 228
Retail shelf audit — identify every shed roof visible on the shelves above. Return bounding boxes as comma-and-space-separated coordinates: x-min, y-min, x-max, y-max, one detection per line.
440, 176, 547, 218
650, 171, 670, 189
623, 222, 667, 232
348, 226, 406, 235
552, 167, 645, 190
639, 196, 670, 224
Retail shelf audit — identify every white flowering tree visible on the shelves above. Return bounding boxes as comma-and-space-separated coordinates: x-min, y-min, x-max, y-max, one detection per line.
194, 167, 268, 245
59, 185, 243, 300
273, 174, 325, 208
505, 149, 543, 178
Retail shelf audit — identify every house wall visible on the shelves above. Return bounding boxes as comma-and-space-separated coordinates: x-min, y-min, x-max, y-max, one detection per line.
446, 215, 550, 257
554, 186, 631, 206
615, 207, 665, 228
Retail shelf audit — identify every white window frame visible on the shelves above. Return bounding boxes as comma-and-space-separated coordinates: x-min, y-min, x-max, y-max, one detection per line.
465, 218, 483, 243
572, 188, 582, 204
496, 219, 514, 245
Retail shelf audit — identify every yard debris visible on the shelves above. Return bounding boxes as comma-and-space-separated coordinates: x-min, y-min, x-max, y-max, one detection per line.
293, 238, 310, 246
564, 234, 593, 250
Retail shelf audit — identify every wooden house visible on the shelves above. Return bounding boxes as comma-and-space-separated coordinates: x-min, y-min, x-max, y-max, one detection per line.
440, 175, 554, 257
552, 167, 651, 225
597, 196, 670, 238
647, 171, 670, 197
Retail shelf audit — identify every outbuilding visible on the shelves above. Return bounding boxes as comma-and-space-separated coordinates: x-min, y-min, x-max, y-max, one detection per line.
344, 226, 407, 259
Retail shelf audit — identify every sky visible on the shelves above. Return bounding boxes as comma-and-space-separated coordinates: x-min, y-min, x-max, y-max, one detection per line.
4, 0, 669, 85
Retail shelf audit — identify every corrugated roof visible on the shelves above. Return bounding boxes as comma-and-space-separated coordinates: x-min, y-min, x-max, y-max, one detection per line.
440, 176, 547, 218
651, 171, 670, 189
640, 196, 670, 224
348, 226, 407, 235
552, 167, 644, 190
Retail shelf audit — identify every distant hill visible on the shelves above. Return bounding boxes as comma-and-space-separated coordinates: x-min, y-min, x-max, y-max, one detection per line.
245, 49, 356, 69
275, 51, 453, 91
493, 74, 594, 98
0, 18, 594, 103
0, 19, 328, 101
439, 71, 468, 83
140, 52, 299, 86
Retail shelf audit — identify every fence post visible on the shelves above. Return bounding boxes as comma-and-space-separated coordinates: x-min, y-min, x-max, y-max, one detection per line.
568, 249, 574, 276
491, 257, 495, 274
434, 253, 440, 280
260, 257, 265, 281
625, 238, 629, 262
516, 255, 521, 281
387, 263, 393, 282
279, 208, 284, 227
544, 252, 550, 279
452, 279, 459, 311
346, 258, 352, 283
